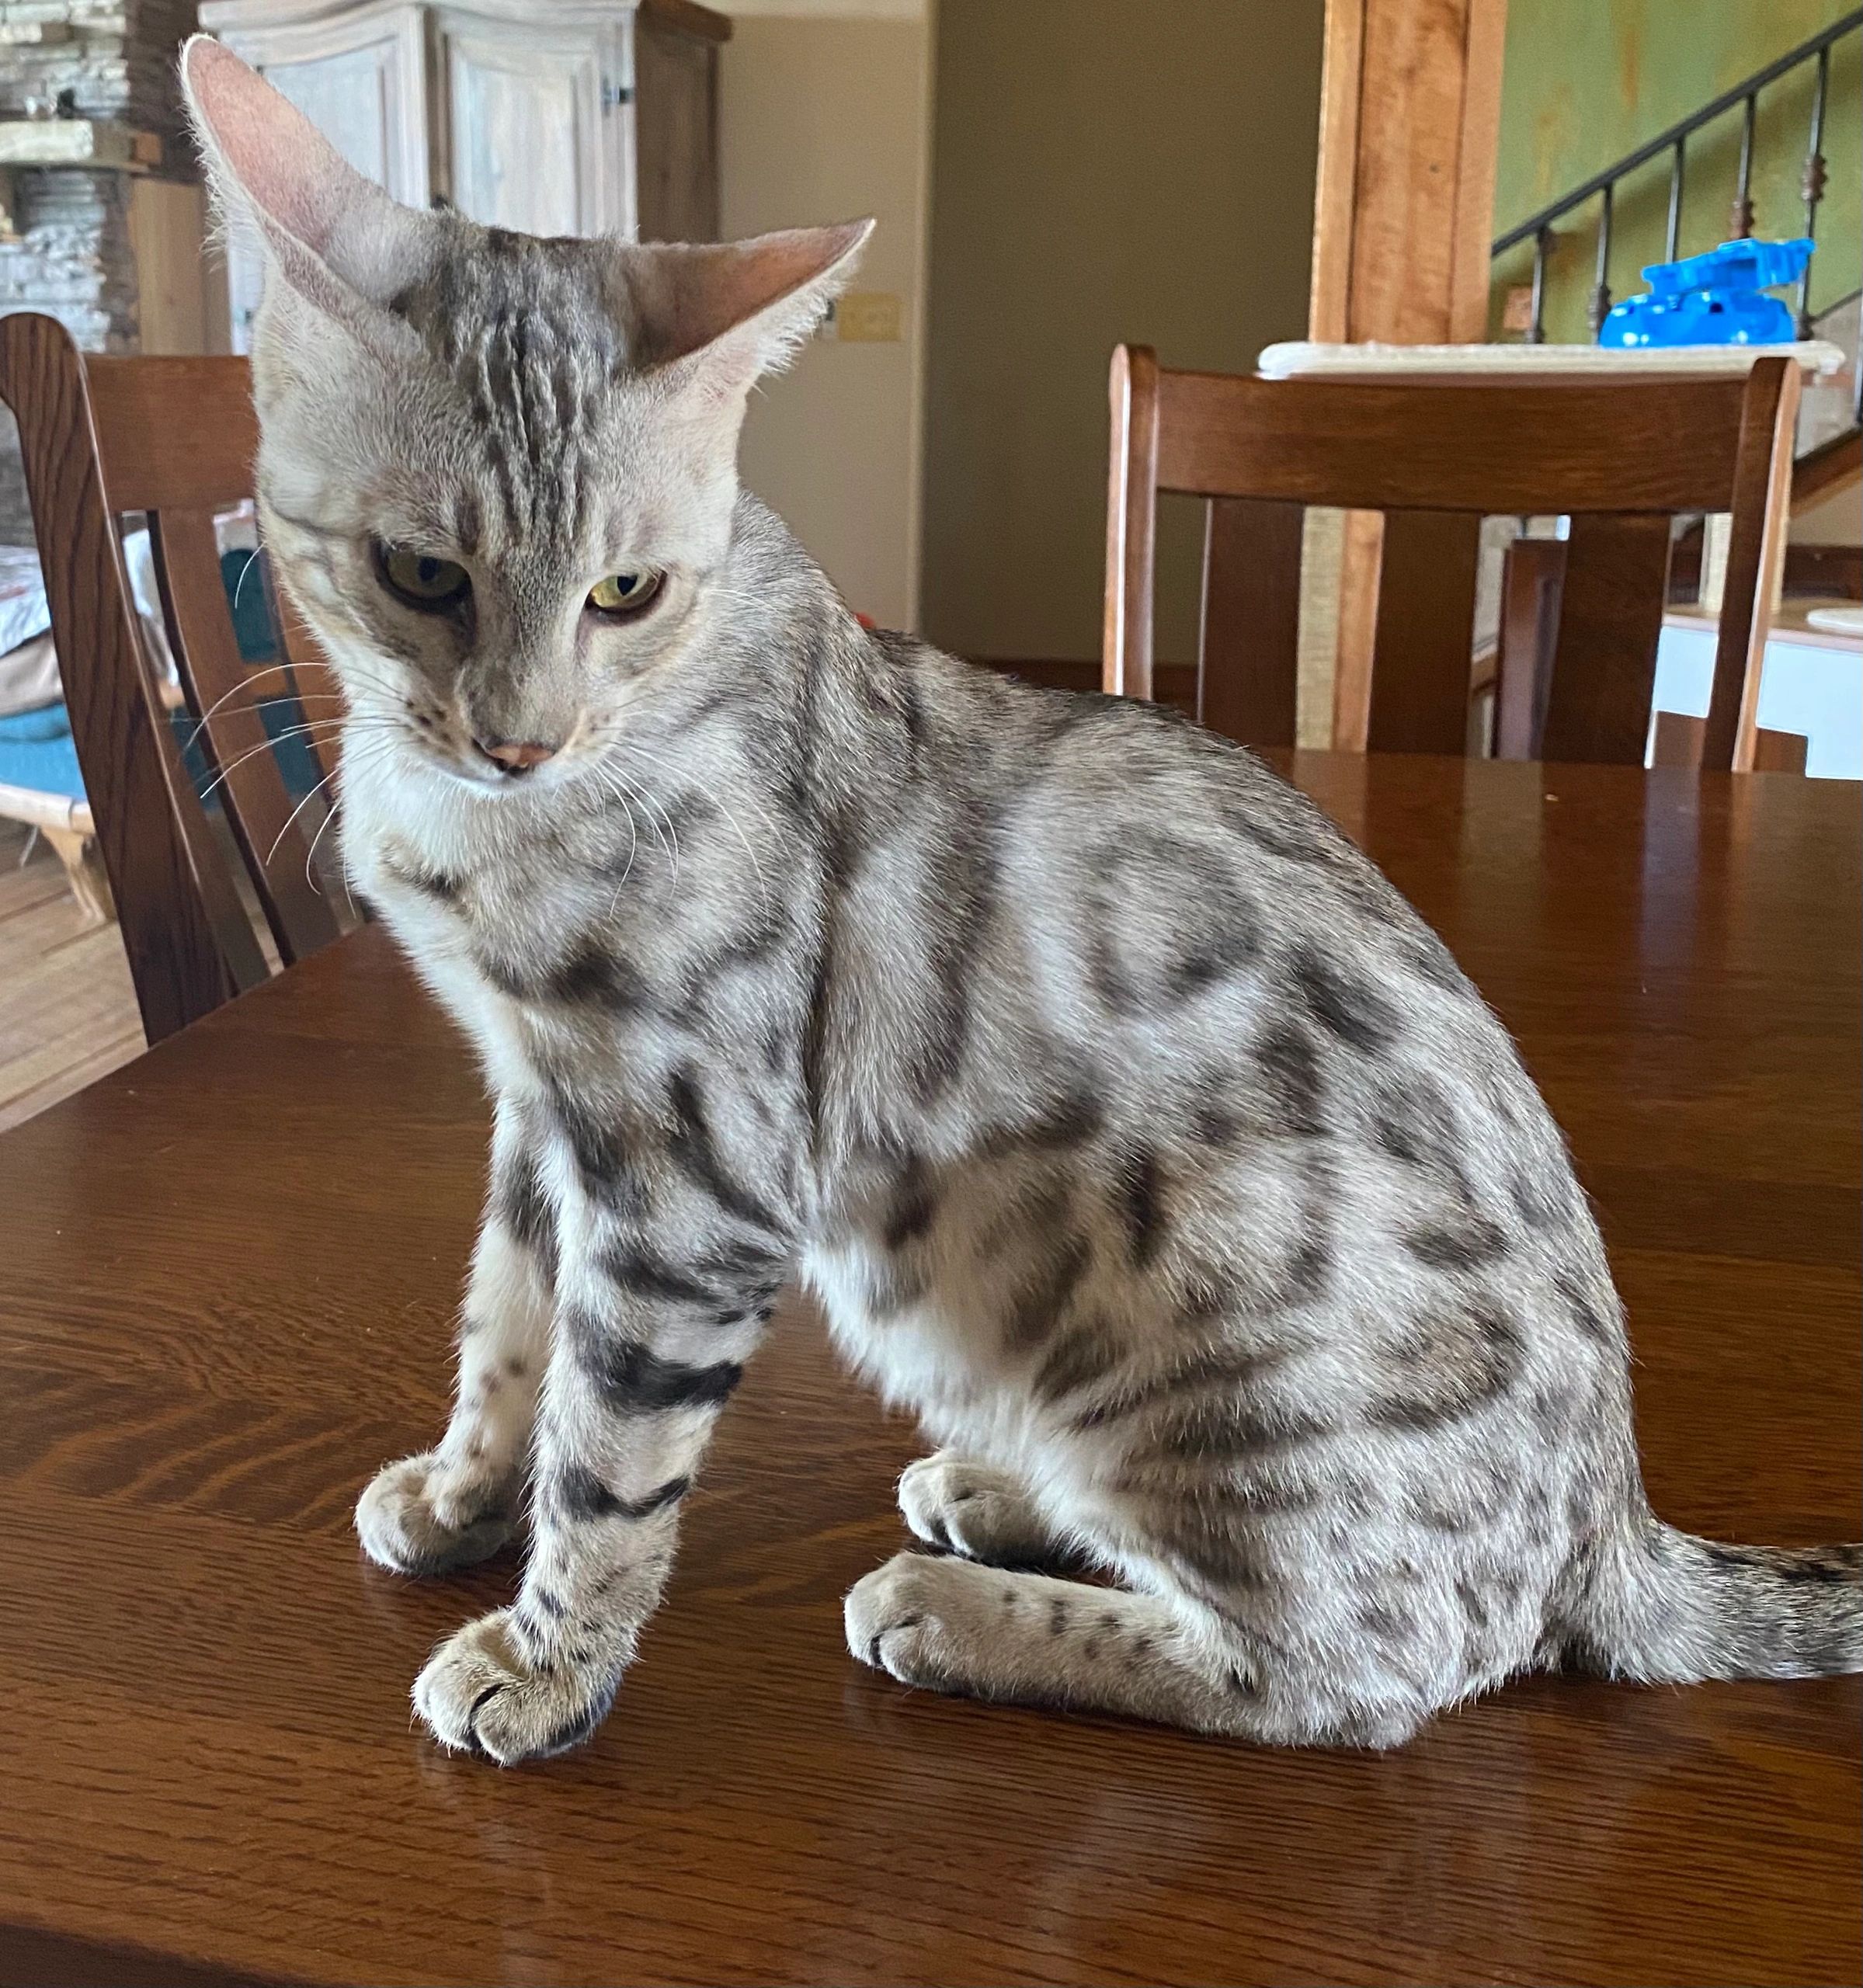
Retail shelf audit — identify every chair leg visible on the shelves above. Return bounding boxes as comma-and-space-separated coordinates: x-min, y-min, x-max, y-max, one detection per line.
1653, 713, 1809, 777
43, 825, 114, 926
1753, 727, 1809, 776
1650, 711, 1705, 768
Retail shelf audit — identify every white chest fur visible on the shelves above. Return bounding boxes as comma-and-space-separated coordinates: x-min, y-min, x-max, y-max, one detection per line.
801, 1236, 1059, 1482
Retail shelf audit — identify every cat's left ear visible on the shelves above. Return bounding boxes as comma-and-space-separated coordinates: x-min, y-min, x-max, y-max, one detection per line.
628, 221, 874, 401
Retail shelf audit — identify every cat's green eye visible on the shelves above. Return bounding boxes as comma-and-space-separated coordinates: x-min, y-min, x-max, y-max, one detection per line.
378, 544, 471, 609
586, 569, 662, 616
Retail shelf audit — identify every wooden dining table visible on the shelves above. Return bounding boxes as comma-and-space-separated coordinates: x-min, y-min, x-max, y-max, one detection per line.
1, 751, 1857, 1988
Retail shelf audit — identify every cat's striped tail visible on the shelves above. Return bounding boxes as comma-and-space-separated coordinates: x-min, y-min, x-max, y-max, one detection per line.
1569, 1514, 1862, 1682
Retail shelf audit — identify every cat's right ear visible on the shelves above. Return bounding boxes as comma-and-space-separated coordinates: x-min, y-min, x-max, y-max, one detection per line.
629, 222, 874, 405
180, 35, 433, 333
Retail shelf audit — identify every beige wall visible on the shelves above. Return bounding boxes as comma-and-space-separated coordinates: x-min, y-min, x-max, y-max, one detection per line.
718, 4, 933, 629
1792, 481, 1863, 550
920, 0, 1323, 665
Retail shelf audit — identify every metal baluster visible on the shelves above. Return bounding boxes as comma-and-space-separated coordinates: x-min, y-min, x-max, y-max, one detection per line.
1528, 226, 1550, 344
1798, 46, 1830, 335
1587, 182, 1614, 337
1665, 137, 1686, 262
1729, 92, 1757, 237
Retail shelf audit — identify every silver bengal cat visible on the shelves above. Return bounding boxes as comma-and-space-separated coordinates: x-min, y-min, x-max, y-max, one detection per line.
182, 38, 1860, 1766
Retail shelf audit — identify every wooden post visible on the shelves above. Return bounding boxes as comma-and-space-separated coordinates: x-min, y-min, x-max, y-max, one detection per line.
1308, 0, 1508, 749
1103, 343, 1160, 703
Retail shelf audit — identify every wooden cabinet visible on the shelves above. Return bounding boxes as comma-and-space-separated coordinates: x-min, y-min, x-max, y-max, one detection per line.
433, 10, 622, 237
197, 0, 729, 349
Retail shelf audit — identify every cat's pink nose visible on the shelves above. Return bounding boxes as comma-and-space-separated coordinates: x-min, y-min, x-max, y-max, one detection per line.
474, 735, 559, 773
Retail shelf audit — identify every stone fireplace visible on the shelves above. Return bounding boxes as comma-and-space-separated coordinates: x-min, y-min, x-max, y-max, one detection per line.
0, 0, 206, 543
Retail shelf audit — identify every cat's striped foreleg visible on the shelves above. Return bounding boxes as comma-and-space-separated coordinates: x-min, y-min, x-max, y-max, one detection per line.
412, 1173, 784, 1764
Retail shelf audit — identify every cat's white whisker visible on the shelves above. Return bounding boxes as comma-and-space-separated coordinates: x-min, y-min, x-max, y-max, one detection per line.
303, 734, 399, 903
229, 548, 264, 618
302, 784, 342, 896
263, 756, 345, 866
179, 661, 304, 753
587, 751, 678, 887
195, 718, 406, 803
587, 763, 643, 917
604, 737, 767, 909
704, 790, 768, 905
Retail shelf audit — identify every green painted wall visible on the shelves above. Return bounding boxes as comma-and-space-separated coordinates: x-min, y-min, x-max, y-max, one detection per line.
1491, 0, 1860, 344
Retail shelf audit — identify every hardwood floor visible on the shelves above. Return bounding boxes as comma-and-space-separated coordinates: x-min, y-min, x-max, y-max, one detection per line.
0, 820, 142, 1134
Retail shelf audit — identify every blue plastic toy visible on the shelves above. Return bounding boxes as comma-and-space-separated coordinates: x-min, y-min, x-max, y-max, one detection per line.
1599, 237, 1813, 348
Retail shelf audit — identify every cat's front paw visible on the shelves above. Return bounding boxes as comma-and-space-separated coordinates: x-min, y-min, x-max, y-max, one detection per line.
413, 1608, 619, 1765
846, 1550, 991, 1688
356, 1451, 517, 1576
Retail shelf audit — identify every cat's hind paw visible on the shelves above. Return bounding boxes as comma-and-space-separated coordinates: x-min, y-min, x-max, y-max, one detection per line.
356, 1451, 517, 1576
412, 1607, 617, 1765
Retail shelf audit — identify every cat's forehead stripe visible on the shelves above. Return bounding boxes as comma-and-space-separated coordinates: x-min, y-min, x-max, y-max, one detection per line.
381, 229, 634, 553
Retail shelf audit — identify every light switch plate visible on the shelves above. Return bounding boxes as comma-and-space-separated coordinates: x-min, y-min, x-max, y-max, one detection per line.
836, 291, 903, 342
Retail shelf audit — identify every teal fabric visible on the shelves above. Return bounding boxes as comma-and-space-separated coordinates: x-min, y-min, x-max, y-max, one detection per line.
223, 547, 279, 663
220, 548, 322, 801
0, 700, 71, 744
0, 700, 83, 801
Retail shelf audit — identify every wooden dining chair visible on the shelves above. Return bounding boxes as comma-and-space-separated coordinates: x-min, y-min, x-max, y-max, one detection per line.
1103, 346, 1800, 770
0, 311, 349, 1046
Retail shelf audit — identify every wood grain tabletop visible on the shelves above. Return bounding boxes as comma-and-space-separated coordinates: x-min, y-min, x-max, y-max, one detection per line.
1, 752, 1856, 1988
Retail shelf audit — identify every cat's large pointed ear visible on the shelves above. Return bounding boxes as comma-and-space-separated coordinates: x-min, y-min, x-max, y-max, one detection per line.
630, 221, 874, 400
179, 34, 434, 327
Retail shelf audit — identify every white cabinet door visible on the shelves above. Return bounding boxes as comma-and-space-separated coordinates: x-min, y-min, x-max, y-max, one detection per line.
433, 9, 633, 238
216, 5, 429, 349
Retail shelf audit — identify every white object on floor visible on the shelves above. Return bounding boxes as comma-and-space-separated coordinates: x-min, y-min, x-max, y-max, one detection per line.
1652, 620, 1861, 780
0, 527, 189, 708
1806, 604, 1863, 638
1256, 340, 1847, 381
0, 631, 58, 718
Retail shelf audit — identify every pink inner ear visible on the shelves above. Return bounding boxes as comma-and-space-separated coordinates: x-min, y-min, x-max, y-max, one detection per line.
652, 224, 871, 362
185, 37, 360, 255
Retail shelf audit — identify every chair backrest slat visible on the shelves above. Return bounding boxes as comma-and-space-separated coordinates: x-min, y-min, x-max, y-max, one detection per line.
1104, 346, 1801, 771
1367, 510, 1484, 756
0, 315, 348, 1043
1198, 497, 1302, 748
149, 506, 342, 964
171, 744, 276, 1002
91, 349, 343, 791
264, 572, 343, 790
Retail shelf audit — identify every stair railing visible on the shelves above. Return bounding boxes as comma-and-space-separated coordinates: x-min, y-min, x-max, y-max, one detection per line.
1493, 9, 1861, 344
